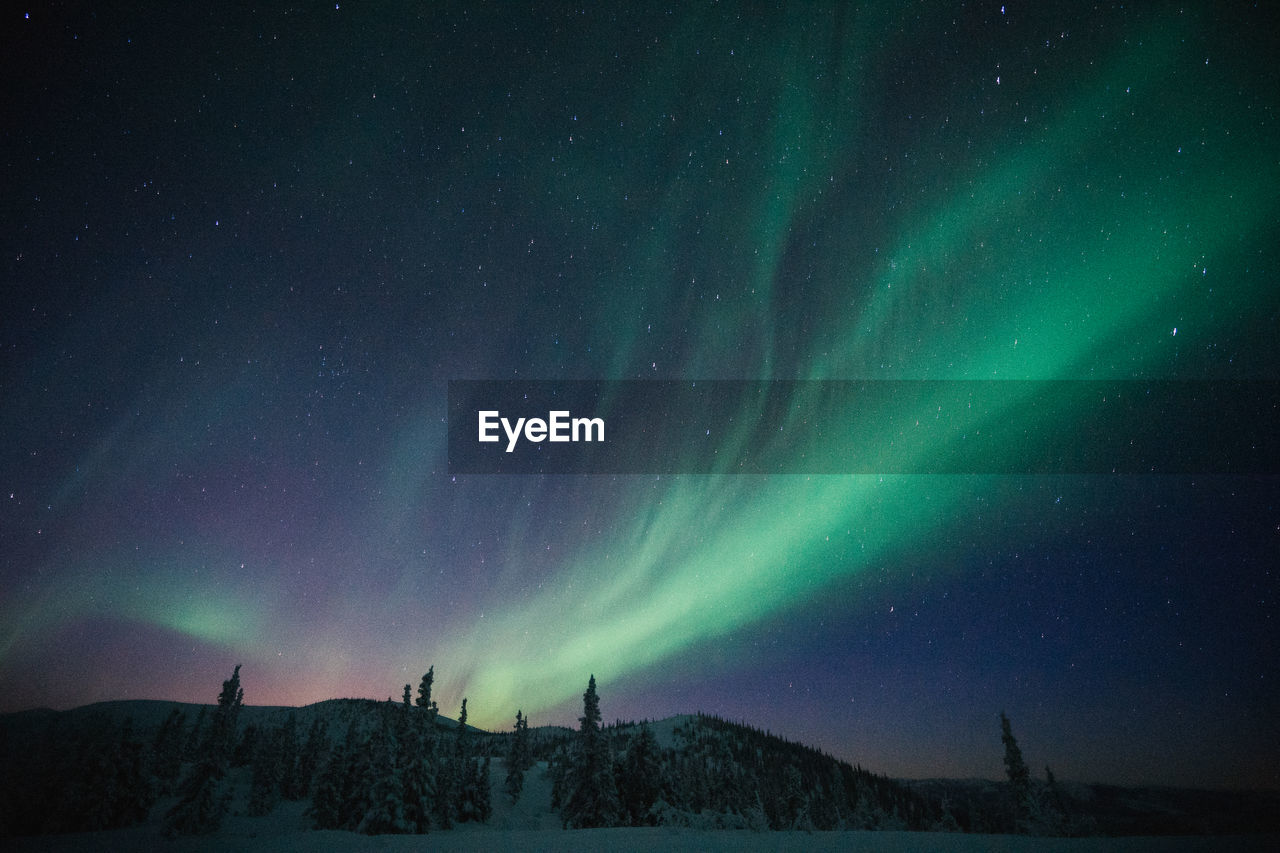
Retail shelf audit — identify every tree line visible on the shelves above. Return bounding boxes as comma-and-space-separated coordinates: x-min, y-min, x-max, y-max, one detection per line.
3, 664, 1182, 838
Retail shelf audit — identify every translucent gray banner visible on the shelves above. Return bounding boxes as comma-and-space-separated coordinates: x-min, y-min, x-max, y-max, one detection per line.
447, 380, 1278, 475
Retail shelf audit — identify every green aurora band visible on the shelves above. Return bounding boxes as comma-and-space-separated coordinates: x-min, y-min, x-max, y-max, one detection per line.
431, 7, 1278, 727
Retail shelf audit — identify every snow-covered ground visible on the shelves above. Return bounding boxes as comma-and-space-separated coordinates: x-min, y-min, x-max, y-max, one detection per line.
10, 823, 1280, 853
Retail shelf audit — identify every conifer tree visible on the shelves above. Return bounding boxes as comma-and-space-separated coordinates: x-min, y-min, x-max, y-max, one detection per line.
561, 675, 621, 828
504, 709, 531, 803
1043, 765, 1069, 836
165, 665, 244, 835
295, 717, 328, 799
474, 755, 492, 822
80, 717, 155, 831
1000, 711, 1032, 832
182, 707, 206, 761
113, 718, 155, 828
234, 722, 260, 768
356, 714, 407, 834
398, 699, 435, 833
416, 667, 439, 720
209, 665, 245, 767
307, 724, 354, 830
276, 714, 304, 801
247, 724, 284, 816
453, 698, 489, 823
151, 708, 187, 792
617, 722, 661, 825
779, 764, 812, 830
433, 758, 456, 830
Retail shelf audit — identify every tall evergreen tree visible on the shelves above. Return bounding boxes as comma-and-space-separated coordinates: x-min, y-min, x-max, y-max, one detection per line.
233, 722, 260, 768
80, 717, 156, 831
473, 755, 493, 822
616, 722, 662, 825
308, 724, 355, 830
114, 718, 156, 828
151, 707, 187, 793
356, 713, 408, 834
247, 723, 284, 816
209, 664, 245, 768
779, 764, 812, 830
1043, 765, 1068, 836
164, 664, 243, 835
398, 698, 435, 833
416, 667, 439, 720
277, 714, 305, 801
454, 695, 469, 821
433, 754, 456, 830
453, 698, 489, 823
561, 675, 621, 828
504, 709, 531, 803
295, 717, 329, 799
182, 707, 206, 762
1000, 711, 1032, 832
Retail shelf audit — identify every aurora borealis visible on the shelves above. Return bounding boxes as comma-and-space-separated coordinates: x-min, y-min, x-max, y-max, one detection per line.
2, 1, 1277, 790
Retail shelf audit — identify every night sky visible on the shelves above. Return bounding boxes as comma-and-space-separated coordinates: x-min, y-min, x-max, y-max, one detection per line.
2, 2, 1277, 789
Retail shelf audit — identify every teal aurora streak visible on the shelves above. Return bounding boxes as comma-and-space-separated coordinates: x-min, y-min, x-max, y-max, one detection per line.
429, 7, 1278, 726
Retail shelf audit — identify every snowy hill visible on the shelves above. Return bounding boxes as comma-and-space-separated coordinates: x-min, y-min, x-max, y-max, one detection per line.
3, 698, 1278, 849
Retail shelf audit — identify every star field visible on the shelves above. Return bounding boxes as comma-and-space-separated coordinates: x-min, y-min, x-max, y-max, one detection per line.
1, 2, 1277, 788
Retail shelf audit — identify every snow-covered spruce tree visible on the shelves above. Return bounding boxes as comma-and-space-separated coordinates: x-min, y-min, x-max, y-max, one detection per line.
150, 707, 187, 793
122, 727, 148, 828
1000, 711, 1032, 833
326, 718, 382, 831
182, 706, 206, 762
429, 697, 469, 830
80, 720, 117, 830
433, 728, 456, 830
398, 697, 435, 833
276, 714, 305, 801
504, 709, 531, 803
247, 720, 287, 816
472, 755, 493, 822
452, 698, 491, 823
339, 715, 380, 830
778, 764, 814, 831
306, 724, 353, 830
233, 722, 260, 768
416, 666, 440, 721
453, 697, 470, 822
210, 665, 245, 761
355, 709, 409, 834
84, 717, 155, 830
561, 675, 622, 828
164, 664, 244, 835
1043, 765, 1068, 836
616, 721, 662, 825
548, 742, 568, 810
295, 716, 329, 799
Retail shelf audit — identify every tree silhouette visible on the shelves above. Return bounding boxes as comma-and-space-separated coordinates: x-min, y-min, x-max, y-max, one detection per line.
504, 709, 531, 803
1000, 711, 1032, 832
561, 675, 621, 828
164, 665, 243, 835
